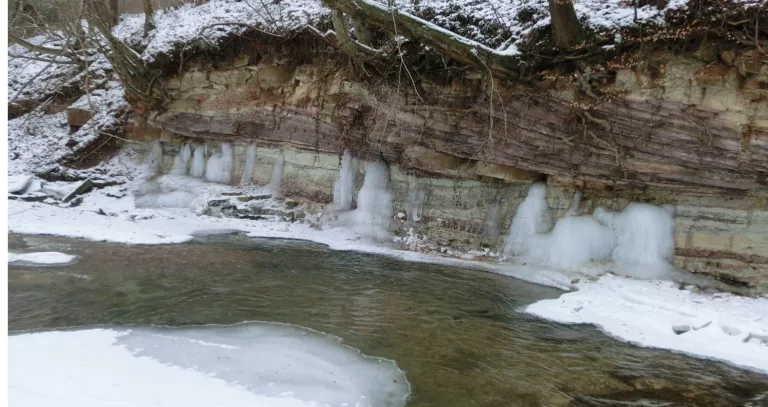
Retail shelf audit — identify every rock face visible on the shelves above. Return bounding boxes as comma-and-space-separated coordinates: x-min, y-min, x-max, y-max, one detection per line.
138, 46, 768, 291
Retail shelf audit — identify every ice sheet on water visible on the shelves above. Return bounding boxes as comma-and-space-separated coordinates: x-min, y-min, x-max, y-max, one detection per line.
9, 323, 410, 407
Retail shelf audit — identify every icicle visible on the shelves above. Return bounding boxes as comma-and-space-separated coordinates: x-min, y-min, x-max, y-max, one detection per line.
240, 144, 257, 185
146, 140, 164, 175
406, 176, 427, 222
170, 143, 192, 175
204, 143, 234, 184
503, 183, 552, 257
332, 149, 357, 211
269, 151, 285, 198
564, 190, 583, 217
352, 159, 393, 240
190, 145, 206, 177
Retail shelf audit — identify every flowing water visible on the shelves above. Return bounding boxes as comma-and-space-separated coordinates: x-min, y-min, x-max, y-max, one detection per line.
8, 233, 768, 407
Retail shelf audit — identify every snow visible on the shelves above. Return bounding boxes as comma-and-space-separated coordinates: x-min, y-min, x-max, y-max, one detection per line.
113, 0, 330, 62
8, 82, 130, 176
525, 274, 768, 374
9, 323, 410, 407
8, 251, 79, 267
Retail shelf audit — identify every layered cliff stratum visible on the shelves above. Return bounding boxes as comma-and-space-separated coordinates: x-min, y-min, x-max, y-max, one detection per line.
7, 0, 768, 373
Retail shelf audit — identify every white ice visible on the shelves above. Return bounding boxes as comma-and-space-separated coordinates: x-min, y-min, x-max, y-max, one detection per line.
269, 152, 285, 198
170, 143, 192, 175
503, 182, 552, 257
8, 251, 79, 267
332, 149, 357, 211
9, 323, 410, 407
240, 144, 257, 185
190, 144, 207, 177
204, 143, 234, 184
335, 159, 393, 241
146, 140, 164, 175
525, 274, 768, 374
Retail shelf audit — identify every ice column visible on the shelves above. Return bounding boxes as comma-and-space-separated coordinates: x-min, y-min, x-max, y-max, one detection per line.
190, 145, 206, 177
146, 140, 164, 175
204, 143, 234, 184
503, 183, 552, 257
269, 151, 285, 198
332, 149, 357, 211
564, 190, 583, 217
240, 144, 257, 185
353, 159, 394, 240
170, 143, 192, 176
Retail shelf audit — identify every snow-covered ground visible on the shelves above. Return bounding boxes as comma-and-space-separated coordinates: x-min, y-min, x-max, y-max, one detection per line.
9, 323, 410, 407
526, 275, 768, 374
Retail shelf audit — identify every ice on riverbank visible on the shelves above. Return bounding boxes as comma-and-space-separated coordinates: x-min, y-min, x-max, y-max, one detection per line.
8, 251, 79, 267
9, 323, 410, 407
525, 274, 768, 374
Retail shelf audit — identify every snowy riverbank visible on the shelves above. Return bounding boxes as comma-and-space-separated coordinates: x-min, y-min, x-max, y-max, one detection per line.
8, 170, 768, 375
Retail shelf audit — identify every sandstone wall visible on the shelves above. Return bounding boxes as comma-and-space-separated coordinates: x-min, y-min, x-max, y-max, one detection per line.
138, 49, 768, 291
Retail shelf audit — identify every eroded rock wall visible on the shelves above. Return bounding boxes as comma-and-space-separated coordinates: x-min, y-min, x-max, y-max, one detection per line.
137, 49, 768, 291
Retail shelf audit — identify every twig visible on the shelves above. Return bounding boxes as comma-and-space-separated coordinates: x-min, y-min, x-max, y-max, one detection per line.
199, 22, 282, 38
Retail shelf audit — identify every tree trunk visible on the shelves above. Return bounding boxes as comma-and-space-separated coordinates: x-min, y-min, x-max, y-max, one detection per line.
108, 0, 119, 27
143, 0, 155, 35
547, 0, 584, 49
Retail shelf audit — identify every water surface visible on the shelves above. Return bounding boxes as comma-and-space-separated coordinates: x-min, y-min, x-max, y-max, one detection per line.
8, 233, 768, 406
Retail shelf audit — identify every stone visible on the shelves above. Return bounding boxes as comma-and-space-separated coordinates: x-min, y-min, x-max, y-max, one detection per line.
693, 64, 732, 87
743, 77, 767, 101
672, 323, 691, 335
66, 107, 92, 127
62, 179, 95, 203
235, 194, 272, 202
720, 50, 736, 66
284, 199, 300, 209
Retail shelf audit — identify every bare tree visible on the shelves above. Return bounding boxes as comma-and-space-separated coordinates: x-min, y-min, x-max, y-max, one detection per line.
547, 0, 584, 49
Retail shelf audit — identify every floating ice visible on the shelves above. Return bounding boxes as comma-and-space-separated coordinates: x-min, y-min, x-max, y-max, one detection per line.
204, 143, 234, 184
9, 323, 410, 407
503, 183, 552, 257
170, 143, 192, 175
269, 152, 285, 198
190, 145, 206, 177
8, 251, 79, 267
332, 149, 357, 211
240, 144, 257, 185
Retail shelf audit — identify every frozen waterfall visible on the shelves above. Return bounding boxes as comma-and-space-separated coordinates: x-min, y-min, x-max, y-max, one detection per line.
190, 145, 206, 177
332, 149, 357, 211
335, 159, 393, 241
146, 141, 164, 175
170, 143, 192, 176
503, 183, 552, 257
406, 176, 427, 222
240, 144, 257, 185
204, 143, 234, 184
503, 183, 678, 278
269, 152, 285, 198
